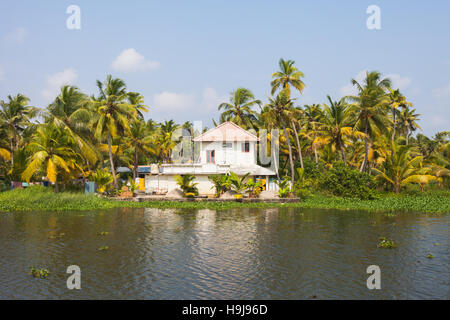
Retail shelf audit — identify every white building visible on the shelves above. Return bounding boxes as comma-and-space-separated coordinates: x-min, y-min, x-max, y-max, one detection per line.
139, 122, 277, 195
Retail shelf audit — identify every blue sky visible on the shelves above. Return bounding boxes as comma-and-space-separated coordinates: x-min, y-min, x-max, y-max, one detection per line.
0, 0, 449, 135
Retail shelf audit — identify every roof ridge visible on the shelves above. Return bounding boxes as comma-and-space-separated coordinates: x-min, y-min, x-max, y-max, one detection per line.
193, 121, 259, 141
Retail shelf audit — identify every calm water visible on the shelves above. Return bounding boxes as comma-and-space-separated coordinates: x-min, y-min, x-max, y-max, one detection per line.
0, 207, 448, 300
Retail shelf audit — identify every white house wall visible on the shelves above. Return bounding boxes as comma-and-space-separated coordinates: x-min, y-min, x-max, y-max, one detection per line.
200, 141, 256, 166
146, 174, 216, 195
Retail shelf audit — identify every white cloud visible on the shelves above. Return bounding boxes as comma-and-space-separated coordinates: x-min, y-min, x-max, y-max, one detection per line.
386, 74, 412, 90
339, 70, 367, 96
201, 88, 227, 110
4, 27, 27, 44
432, 83, 450, 99
111, 48, 159, 72
41, 68, 78, 101
152, 91, 196, 111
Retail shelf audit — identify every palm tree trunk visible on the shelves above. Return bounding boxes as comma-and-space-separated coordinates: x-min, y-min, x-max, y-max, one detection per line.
340, 142, 347, 166
291, 121, 304, 169
133, 146, 138, 180
406, 129, 410, 145
10, 139, 14, 167
392, 109, 396, 143
272, 142, 280, 181
360, 119, 369, 172
54, 175, 59, 193
107, 133, 118, 188
282, 124, 295, 186
313, 137, 318, 167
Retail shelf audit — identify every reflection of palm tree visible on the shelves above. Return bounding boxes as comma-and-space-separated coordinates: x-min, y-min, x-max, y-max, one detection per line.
218, 88, 261, 129
348, 71, 391, 172
91, 75, 136, 187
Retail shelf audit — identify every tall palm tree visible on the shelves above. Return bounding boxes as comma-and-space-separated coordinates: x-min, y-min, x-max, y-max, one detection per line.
46, 85, 97, 166
127, 92, 148, 120
156, 120, 179, 163
91, 75, 136, 188
302, 104, 323, 167
271, 58, 306, 96
125, 119, 154, 179
348, 71, 391, 172
265, 90, 296, 185
22, 124, 82, 192
388, 89, 411, 144
0, 94, 37, 166
218, 88, 261, 129
320, 95, 356, 165
398, 107, 421, 145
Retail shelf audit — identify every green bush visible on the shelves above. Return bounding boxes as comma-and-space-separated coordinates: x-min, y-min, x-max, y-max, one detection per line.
321, 162, 376, 200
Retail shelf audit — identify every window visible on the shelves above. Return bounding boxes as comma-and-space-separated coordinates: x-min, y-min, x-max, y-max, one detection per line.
222, 142, 232, 148
242, 142, 250, 153
206, 150, 215, 164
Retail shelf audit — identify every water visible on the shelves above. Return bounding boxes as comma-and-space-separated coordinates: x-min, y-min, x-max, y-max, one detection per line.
0, 207, 448, 299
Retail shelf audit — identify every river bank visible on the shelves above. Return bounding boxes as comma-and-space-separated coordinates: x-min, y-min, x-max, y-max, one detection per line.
0, 186, 449, 213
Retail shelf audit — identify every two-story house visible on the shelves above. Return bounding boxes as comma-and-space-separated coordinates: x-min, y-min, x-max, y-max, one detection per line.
138, 122, 276, 195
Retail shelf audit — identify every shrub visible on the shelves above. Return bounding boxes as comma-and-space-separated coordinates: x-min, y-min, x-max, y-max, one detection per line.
174, 174, 199, 196
321, 162, 376, 200
276, 177, 292, 198
208, 174, 231, 197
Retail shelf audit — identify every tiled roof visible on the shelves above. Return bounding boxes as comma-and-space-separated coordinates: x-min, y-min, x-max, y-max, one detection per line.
192, 121, 259, 142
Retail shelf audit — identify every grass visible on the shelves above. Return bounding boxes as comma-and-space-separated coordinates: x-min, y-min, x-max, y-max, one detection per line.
0, 186, 449, 213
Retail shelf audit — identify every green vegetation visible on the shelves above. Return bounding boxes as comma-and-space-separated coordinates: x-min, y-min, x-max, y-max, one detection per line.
29, 267, 50, 278
377, 238, 396, 249
174, 174, 199, 196
98, 246, 109, 251
0, 60, 448, 202
0, 186, 448, 213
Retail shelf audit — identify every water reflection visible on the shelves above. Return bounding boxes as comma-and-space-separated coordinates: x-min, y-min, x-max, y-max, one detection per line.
0, 208, 448, 299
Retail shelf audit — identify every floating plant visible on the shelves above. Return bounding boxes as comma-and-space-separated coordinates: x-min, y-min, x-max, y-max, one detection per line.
98, 246, 109, 251
29, 267, 50, 278
98, 231, 110, 236
426, 254, 434, 259
377, 237, 396, 249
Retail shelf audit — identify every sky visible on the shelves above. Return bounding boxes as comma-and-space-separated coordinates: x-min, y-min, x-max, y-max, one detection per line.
0, 0, 449, 136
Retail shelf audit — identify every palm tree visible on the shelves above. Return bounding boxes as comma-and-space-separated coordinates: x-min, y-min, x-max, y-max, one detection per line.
218, 88, 261, 129
125, 119, 154, 179
46, 85, 97, 166
0, 94, 37, 166
174, 174, 199, 196
372, 142, 424, 193
91, 75, 136, 188
156, 120, 179, 163
271, 58, 306, 96
320, 96, 356, 165
398, 107, 421, 145
302, 104, 323, 167
388, 89, 411, 143
348, 71, 391, 172
127, 92, 148, 120
265, 90, 296, 185
22, 124, 82, 192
